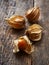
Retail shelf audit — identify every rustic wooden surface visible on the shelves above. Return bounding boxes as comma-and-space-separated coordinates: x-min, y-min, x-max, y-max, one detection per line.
0, 0, 49, 65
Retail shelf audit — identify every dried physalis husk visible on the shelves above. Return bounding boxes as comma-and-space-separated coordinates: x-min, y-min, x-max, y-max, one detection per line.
25, 7, 40, 23
25, 24, 43, 41
13, 35, 34, 54
5, 15, 25, 29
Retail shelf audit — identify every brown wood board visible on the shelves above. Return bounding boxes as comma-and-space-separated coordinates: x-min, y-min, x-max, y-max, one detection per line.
0, 0, 49, 65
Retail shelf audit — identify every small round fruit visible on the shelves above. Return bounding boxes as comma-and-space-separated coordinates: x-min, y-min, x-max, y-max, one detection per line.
25, 24, 43, 41
13, 35, 34, 54
5, 15, 25, 29
25, 7, 40, 23
18, 38, 27, 50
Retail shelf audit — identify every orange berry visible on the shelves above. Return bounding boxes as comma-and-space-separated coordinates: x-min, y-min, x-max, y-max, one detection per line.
18, 38, 27, 50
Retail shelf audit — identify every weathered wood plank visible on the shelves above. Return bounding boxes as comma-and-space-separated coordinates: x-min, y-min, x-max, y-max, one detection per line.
31, 0, 49, 65
1, 0, 49, 65
0, 0, 33, 65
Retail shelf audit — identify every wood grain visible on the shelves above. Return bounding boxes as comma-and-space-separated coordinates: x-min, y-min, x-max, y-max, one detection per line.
31, 0, 49, 65
0, 0, 33, 65
0, 0, 49, 65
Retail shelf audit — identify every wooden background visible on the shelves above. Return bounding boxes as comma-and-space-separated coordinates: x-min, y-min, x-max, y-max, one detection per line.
0, 0, 49, 65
